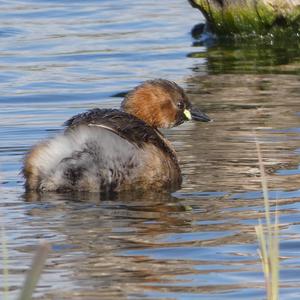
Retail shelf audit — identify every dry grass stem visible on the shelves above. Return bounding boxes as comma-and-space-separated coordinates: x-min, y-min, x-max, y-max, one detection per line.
1, 225, 9, 300
254, 137, 279, 300
17, 242, 50, 300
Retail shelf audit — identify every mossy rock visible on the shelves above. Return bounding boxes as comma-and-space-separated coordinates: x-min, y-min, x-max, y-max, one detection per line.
189, 0, 300, 36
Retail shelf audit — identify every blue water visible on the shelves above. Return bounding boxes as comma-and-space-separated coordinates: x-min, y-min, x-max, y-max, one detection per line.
0, 1, 300, 299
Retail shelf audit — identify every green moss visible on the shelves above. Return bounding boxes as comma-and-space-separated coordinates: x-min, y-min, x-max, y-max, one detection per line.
191, 0, 300, 36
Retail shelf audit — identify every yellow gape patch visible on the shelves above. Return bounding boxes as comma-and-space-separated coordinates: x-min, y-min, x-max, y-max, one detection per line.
184, 109, 192, 120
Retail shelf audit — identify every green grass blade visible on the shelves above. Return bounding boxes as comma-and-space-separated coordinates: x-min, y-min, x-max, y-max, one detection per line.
270, 207, 280, 300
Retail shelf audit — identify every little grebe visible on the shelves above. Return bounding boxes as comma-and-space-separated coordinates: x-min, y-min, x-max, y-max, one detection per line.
23, 79, 210, 193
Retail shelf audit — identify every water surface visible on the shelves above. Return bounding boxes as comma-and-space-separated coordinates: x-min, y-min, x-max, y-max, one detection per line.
0, 1, 300, 299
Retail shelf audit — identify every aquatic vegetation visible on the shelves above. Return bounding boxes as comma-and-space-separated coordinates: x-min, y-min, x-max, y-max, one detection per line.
189, 0, 300, 36
255, 139, 280, 300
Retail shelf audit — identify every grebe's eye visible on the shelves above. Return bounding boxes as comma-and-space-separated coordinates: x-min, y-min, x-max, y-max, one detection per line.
177, 101, 184, 110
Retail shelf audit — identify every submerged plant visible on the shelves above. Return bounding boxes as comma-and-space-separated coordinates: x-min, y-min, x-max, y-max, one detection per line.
254, 139, 280, 300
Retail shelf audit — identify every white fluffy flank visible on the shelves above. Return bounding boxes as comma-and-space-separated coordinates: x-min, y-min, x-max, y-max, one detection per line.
32, 125, 141, 191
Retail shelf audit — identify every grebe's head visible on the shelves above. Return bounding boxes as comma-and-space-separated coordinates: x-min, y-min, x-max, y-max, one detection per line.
121, 79, 210, 128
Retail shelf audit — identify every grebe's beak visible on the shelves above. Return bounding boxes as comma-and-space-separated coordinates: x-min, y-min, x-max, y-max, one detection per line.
184, 106, 211, 122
